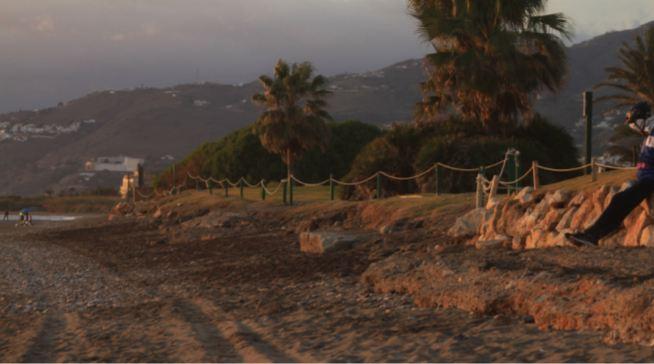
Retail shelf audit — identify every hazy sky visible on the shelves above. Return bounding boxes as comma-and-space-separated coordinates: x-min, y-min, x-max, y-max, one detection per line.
1, 0, 654, 112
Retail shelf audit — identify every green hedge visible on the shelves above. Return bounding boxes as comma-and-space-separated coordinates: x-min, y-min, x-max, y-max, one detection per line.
343, 115, 579, 198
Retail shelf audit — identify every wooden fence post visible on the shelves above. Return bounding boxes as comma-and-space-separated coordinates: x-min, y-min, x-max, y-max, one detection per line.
475, 174, 483, 208
375, 173, 382, 199
488, 175, 499, 206
532, 161, 540, 190
329, 174, 335, 201
434, 165, 440, 195
591, 157, 598, 182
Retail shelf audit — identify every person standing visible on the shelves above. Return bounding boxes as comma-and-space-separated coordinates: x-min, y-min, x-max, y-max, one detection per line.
2, 211, 8, 221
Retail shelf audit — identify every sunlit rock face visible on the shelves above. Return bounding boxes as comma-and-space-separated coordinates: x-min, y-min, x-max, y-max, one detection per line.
451, 185, 654, 249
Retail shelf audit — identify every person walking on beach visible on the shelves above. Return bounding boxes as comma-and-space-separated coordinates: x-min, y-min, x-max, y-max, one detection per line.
2, 211, 8, 221
567, 102, 653, 246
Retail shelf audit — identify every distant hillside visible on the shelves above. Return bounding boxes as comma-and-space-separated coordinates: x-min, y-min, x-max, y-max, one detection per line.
0, 21, 652, 195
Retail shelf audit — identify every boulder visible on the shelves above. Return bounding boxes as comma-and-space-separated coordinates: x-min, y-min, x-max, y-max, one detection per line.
600, 230, 626, 248
478, 205, 503, 241
513, 187, 534, 204
545, 189, 572, 208
299, 231, 364, 254
511, 236, 525, 250
108, 201, 133, 220
555, 206, 578, 232
525, 230, 568, 249
448, 208, 489, 238
624, 210, 653, 247
640, 225, 654, 247
642, 193, 654, 219
152, 208, 163, 219
475, 235, 509, 250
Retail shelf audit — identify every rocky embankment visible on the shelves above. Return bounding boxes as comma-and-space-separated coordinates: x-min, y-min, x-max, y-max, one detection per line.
450, 183, 654, 249
363, 183, 654, 345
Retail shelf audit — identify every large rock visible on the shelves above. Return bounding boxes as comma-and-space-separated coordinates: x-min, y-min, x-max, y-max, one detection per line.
624, 210, 653, 247
544, 189, 572, 208
460, 183, 654, 249
555, 206, 578, 233
640, 225, 654, 247
108, 201, 133, 220
448, 208, 489, 238
642, 193, 654, 219
513, 187, 534, 204
525, 229, 568, 249
299, 231, 364, 254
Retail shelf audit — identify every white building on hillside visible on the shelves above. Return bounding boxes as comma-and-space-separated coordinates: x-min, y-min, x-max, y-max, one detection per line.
85, 156, 144, 173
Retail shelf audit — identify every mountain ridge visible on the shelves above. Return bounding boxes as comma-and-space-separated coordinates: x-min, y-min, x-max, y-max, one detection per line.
1, 21, 652, 195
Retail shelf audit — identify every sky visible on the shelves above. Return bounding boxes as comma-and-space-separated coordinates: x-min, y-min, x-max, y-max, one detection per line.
1, 0, 654, 112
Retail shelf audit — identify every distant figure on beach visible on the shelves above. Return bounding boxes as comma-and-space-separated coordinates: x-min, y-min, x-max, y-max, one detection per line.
567, 102, 653, 246
15, 209, 33, 227
2, 211, 8, 221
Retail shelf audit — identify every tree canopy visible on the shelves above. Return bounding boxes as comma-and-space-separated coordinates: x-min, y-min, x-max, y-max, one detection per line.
409, 0, 571, 131
252, 59, 332, 180
595, 25, 654, 108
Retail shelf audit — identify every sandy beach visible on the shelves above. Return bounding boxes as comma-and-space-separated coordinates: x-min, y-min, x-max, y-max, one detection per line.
1, 201, 654, 362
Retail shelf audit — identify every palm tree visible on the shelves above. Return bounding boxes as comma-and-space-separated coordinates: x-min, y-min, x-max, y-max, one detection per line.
252, 60, 332, 184
409, 0, 571, 131
595, 25, 654, 108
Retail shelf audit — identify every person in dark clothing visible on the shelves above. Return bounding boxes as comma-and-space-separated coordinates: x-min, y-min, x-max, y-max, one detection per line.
2, 211, 8, 221
567, 102, 653, 246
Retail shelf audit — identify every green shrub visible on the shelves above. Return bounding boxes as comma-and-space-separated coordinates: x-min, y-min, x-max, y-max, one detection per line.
156, 120, 381, 189
343, 115, 579, 198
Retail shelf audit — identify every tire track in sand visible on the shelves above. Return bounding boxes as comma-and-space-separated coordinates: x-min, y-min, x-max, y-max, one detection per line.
172, 300, 243, 362
192, 297, 310, 363
20, 313, 66, 363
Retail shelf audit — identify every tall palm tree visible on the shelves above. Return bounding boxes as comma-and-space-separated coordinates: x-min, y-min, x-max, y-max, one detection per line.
595, 25, 654, 108
409, 0, 571, 131
252, 60, 332, 184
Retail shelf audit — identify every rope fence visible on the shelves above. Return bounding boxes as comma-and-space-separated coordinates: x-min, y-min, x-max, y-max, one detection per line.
130, 150, 638, 206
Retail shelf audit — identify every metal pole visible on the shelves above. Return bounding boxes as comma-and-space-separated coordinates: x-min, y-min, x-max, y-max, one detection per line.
224, 182, 229, 197
282, 180, 287, 205
289, 177, 294, 205
583, 91, 593, 175
239, 179, 244, 200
